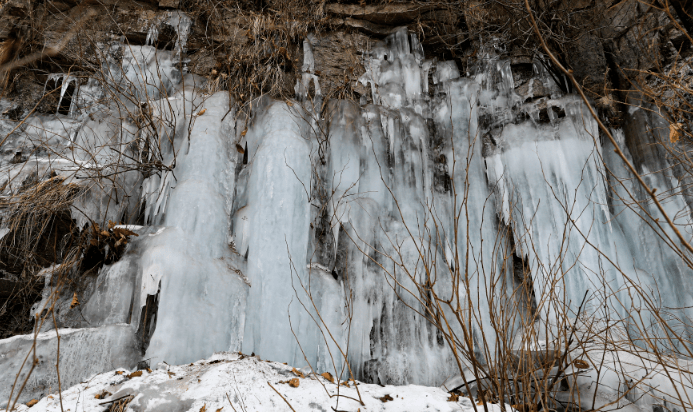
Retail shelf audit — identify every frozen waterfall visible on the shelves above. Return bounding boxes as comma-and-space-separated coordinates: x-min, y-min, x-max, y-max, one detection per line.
2, 26, 693, 405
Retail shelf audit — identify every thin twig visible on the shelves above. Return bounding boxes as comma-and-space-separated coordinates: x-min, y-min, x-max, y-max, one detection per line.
267, 381, 297, 412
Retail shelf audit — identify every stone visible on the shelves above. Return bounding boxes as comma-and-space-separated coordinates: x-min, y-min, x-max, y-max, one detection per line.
325, 3, 438, 25
159, 0, 179, 9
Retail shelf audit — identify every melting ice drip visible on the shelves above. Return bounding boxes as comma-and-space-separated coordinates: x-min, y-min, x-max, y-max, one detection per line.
3, 22, 693, 401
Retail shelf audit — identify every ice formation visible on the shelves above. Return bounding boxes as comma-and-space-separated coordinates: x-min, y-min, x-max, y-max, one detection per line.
0, 325, 139, 406
2, 21, 693, 409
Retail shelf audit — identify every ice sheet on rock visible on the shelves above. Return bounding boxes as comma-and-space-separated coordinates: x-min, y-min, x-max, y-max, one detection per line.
481, 89, 693, 337
334, 31, 464, 385
0, 112, 142, 229
103, 45, 182, 104
163, 11, 193, 55
433, 61, 460, 84
67, 110, 142, 228
484, 96, 630, 320
326, 99, 362, 253
69, 77, 105, 117
603, 126, 693, 338
0, 325, 139, 408
140, 88, 201, 225
22, 115, 82, 147
304, 264, 348, 374
82, 252, 140, 326
432, 76, 506, 355
7, 25, 693, 394
360, 27, 425, 112
475, 53, 519, 118
1, 82, 144, 227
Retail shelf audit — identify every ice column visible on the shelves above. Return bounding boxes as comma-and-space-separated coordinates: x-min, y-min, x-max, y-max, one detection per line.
241, 100, 322, 366
144, 91, 247, 365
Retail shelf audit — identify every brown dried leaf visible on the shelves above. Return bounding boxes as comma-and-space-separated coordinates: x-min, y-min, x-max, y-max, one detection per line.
70, 292, 79, 309
200, 404, 207, 412
94, 390, 112, 399
26, 399, 38, 407
379, 394, 393, 403
288, 378, 300, 388
235, 144, 245, 154
320, 372, 334, 383
573, 359, 590, 369
128, 370, 143, 378
216, 408, 224, 412
670, 123, 683, 143
113, 228, 139, 238
197, 108, 207, 116
448, 393, 459, 402
291, 367, 304, 378
115, 371, 124, 375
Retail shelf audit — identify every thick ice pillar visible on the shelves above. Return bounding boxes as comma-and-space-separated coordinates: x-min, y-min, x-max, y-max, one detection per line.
242, 101, 318, 366
145, 91, 247, 365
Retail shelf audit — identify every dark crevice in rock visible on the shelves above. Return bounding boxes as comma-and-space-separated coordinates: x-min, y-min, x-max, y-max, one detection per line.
137, 285, 160, 354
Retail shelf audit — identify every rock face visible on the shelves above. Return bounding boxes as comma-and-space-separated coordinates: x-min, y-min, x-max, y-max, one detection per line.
1, 1, 693, 410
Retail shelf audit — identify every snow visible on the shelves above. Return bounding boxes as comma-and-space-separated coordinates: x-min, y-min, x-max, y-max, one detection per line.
16, 352, 496, 412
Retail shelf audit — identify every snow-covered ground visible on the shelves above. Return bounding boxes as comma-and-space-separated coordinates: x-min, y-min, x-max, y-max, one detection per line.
14, 352, 498, 412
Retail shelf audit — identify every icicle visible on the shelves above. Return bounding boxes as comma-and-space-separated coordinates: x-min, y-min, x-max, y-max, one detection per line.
56, 76, 77, 115
68, 84, 80, 117
295, 38, 321, 100
43, 73, 62, 98
421, 59, 434, 94
166, 12, 193, 56
146, 23, 159, 46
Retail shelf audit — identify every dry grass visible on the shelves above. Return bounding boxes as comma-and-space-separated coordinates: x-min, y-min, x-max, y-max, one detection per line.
0, 175, 82, 275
